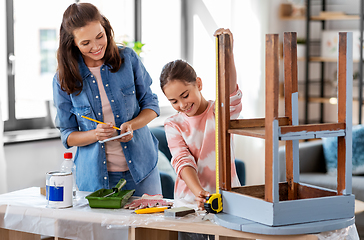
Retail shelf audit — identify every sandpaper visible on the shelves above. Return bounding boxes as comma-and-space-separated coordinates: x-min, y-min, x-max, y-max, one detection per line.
164, 206, 195, 218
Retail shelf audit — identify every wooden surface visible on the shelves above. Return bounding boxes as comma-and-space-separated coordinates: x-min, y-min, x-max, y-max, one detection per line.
0, 204, 322, 240
1, 187, 342, 240
218, 33, 232, 191
265, 34, 279, 203
311, 14, 359, 20
229, 117, 289, 129
310, 56, 361, 63
280, 14, 359, 21
0, 229, 41, 240
284, 32, 298, 201
219, 31, 354, 228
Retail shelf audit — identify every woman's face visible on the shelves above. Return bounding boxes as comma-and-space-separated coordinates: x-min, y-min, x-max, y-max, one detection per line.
73, 21, 107, 67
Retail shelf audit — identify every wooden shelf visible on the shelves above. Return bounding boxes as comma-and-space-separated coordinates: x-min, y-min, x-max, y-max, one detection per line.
280, 16, 305, 21
296, 96, 364, 105
289, 57, 357, 63
308, 57, 361, 63
280, 15, 359, 21
311, 15, 360, 21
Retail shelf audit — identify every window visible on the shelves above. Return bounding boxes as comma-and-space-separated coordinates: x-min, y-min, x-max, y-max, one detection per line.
3, 0, 75, 131
2, 0, 134, 131
1, 0, 183, 132
79, 0, 135, 42
141, 0, 182, 107
40, 29, 57, 74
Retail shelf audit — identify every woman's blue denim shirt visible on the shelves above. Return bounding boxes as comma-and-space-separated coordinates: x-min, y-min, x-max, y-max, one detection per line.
53, 47, 160, 192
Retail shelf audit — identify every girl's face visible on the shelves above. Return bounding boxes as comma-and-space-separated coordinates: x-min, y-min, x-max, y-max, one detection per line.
163, 78, 208, 117
73, 21, 107, 67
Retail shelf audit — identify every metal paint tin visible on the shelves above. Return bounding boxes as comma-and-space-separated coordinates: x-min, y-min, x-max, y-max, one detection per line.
46, 171, 73, 208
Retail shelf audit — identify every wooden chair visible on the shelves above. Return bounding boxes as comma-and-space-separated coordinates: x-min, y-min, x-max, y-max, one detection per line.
215, 32, 355, 227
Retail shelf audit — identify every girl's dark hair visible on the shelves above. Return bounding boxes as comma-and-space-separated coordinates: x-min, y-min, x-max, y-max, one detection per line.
160, 59, 197, 91
57, 2, 122, 95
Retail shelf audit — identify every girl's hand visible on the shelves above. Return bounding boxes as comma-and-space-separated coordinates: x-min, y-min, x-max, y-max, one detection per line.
213, 28, 234, 48
116, 122, 134, 142
214, 28, 237, 94
195, 190, 211, 210
95, 122, 116, 141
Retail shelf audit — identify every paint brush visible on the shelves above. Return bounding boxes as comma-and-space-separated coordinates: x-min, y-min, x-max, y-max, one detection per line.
134, 206, 170, 214
81, 115, 120, 130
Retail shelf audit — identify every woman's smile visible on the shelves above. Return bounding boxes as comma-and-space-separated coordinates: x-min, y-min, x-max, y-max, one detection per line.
91, 47, 103, 55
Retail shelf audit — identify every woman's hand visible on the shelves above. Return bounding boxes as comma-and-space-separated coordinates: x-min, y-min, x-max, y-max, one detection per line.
95, 122, 116, 141
195, 190, 211, 210
116, 122, 134, 142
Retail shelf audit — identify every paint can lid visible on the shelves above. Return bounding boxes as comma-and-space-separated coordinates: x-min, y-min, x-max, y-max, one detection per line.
64, 152, 73, 159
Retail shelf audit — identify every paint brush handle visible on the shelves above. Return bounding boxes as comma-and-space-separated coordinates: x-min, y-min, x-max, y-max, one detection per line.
81, 115, 120, 130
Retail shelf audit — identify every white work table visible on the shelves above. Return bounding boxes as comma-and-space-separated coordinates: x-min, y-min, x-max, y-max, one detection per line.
0, 187, 360, 240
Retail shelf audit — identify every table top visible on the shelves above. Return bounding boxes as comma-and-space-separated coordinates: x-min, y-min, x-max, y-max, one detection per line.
0, 187, 359, 240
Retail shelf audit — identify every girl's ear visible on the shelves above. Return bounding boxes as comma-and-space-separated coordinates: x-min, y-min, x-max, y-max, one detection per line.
196, 77, 203, 91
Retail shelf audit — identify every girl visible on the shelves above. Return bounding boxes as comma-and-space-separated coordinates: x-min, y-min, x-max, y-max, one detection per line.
53, 3, 161, 195
160, 28, 242, 209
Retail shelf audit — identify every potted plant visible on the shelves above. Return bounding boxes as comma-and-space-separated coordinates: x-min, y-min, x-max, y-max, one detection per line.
122, 40, 145, 58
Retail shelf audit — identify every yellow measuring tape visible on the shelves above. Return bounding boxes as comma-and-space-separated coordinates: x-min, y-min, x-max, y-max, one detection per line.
204, 36, 223, 214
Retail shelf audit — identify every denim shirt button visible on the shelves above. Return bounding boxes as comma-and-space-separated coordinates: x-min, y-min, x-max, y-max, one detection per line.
128, 160, 131, 163
93, 80, 96, 83
105, 84, 109, 87
132, 91, 135, 94
102, 68, 104, 71
104, 176, 107, 180
101, 145, 104, 148
103, 161, 106, 164
116, 115, 119, 118
91, 75, 93, 78
111, 100, 114, 102
96, 96, 99, 99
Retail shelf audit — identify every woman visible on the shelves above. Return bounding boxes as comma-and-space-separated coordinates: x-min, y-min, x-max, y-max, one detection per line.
53, 2, 161, 195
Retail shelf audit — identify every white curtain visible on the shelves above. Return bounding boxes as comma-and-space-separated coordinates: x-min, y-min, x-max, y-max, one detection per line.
0, 101, 7, 194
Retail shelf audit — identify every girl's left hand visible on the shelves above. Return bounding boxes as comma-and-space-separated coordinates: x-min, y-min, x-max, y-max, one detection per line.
213, 28, 234, 47
116, 122, 133, 142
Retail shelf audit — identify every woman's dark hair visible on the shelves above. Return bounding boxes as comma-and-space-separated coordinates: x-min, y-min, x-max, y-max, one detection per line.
57, 3, 122, 95
159, 59, 197, 92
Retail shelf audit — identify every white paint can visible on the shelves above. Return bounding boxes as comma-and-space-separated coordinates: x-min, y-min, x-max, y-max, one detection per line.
46, 171, 73, 208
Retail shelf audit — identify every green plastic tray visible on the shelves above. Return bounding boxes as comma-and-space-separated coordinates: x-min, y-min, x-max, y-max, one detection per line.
86, 188, 135, 209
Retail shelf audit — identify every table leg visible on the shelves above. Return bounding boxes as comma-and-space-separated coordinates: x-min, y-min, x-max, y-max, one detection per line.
130, 227, 178, 240
0, 228, 41, 240
215, 235, 251, 240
